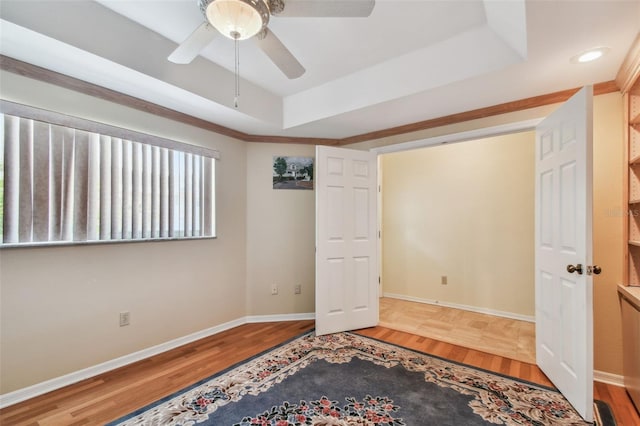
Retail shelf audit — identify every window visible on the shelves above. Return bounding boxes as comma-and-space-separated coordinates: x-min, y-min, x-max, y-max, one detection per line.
0, 101, 218, 247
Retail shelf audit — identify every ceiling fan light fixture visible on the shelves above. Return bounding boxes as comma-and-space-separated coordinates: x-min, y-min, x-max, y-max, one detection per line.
200, 0, 270, 40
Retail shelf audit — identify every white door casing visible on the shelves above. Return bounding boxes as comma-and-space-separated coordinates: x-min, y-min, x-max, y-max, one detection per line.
315, 145, 378, 336
535, 86, 593, 421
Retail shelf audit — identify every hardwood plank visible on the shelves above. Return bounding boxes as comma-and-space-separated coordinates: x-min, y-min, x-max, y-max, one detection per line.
595, 381, 640, 426
379, 297, 536, 363
1, 321, 637, 425
0, 321, 314, 425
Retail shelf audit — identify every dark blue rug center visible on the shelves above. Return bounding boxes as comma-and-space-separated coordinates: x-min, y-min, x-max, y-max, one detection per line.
205, 357, 486, 425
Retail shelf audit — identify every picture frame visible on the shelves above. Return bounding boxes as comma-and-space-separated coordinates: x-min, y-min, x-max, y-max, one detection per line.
272, 156, 314, 190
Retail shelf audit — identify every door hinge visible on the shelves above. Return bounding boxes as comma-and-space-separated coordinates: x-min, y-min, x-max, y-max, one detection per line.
378, 230, 381, 238
378, 276, 381, 284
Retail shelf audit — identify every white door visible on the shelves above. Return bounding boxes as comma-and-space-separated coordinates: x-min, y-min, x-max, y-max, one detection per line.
315, 145, 378, 336
535, 86, 594, 421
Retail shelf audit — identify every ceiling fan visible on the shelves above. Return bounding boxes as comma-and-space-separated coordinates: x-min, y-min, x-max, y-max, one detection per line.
168, 0, 375, 79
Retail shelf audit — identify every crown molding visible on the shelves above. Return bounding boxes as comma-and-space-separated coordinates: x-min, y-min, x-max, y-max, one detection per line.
616, 32, 640, 94
337, 80, 618, 145
0, 55, 619, 146
0, 55, 251, 141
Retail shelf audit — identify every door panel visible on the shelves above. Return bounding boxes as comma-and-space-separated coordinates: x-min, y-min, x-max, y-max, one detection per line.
316, 146, 378, 336
535, 86, 593, 421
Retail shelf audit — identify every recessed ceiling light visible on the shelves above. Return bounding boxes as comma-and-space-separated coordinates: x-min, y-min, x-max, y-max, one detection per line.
571, 47, 610, 64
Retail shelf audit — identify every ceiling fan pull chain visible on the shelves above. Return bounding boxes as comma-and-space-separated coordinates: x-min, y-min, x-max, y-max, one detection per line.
233, 32, 240, 108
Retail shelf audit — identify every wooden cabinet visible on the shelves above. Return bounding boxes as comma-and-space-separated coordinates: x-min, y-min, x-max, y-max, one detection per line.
626, 79, 640, 285
622, 56, 640, 413
628, 86, 640, 285
620, 287, 640, 411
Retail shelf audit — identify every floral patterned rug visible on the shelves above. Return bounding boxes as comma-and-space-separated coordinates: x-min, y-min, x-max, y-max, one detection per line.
108, 331, 613, 425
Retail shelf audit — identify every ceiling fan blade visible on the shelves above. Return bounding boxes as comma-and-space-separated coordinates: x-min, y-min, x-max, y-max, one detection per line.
275, 0, 375, 17
253, 29, 305, 79
168, 22, 218, 64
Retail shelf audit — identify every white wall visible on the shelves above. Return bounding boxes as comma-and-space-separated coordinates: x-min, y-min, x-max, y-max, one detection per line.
0, 71, 248, 393
381, 131, 535, 317
245, 143, 316, 315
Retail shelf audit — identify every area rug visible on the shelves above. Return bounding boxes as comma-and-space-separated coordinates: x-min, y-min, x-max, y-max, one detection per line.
108, 331, 614, 425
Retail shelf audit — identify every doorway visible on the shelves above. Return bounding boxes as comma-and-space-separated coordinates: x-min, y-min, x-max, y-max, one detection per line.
316, 89, 596, 421
375, 124, 539, 363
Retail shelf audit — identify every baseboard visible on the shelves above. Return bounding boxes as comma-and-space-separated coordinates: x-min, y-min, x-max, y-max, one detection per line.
246, 312, 315, 322
0, 312, 314, 409
594, 370, 625, 387
383, 293, 535, 323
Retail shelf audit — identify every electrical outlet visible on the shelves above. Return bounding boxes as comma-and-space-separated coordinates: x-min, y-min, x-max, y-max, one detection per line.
441, 276, 448, 285
271, 284, 279, 295
294, 284, 302, 294
119, 311, 130, 327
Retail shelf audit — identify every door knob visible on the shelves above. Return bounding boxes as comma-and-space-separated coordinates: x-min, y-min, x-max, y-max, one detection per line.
567, 264, 583, 275
588, 265, 602, 275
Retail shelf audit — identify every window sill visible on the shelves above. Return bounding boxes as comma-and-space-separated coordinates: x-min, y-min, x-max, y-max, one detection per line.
0, 235, 217, 249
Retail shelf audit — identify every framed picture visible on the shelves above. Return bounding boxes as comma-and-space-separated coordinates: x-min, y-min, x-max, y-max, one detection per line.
273, 156, 314, 190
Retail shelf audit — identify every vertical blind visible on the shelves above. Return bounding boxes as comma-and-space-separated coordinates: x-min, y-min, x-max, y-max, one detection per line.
0, 103, 218, 246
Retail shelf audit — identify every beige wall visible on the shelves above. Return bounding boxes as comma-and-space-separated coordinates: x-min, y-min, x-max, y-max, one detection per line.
0, 70, 626, 396
592, 92, 625, 376
245, 143, 316, 315
0, 71, 248, 393
381, 132, 535, 317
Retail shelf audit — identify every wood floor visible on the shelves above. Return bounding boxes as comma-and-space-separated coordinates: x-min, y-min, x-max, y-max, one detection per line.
379, 297, 536, 363
1, 321, 638, 425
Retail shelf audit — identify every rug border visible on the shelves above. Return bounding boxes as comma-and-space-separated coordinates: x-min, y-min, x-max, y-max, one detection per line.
350, 331, 616, 425
594, 399, 618, 426
350, 331, 559, 393
105, 330, 316, 425
107, 329, 612, 426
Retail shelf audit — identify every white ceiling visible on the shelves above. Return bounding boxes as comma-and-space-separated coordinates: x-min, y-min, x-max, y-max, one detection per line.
0, 0, 638, 139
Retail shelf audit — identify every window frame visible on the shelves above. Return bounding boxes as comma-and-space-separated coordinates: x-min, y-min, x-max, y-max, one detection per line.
0, 100, 219, 248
